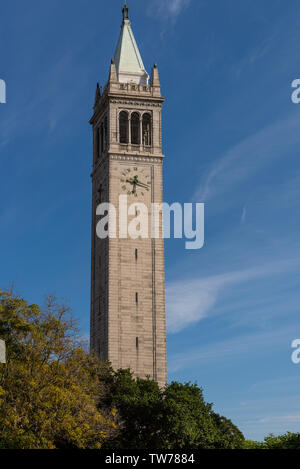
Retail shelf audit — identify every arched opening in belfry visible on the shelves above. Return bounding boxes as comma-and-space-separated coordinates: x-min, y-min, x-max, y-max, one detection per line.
119, 111, 129, 144
131, 112, 140, 145
142, 113, 152, 146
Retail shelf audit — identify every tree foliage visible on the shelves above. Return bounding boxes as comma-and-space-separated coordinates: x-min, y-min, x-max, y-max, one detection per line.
100, 369, 245, 449
245, 433, 300, 450
0, 290, 116, 449
263, 432, 300, 449
0, 289, 255, 450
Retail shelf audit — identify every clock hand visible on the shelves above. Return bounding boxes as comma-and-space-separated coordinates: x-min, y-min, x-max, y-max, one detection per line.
125, 175, 148, 193
126, 176, 139, 184
126, 177, 138, 193
136, 181, 149, 189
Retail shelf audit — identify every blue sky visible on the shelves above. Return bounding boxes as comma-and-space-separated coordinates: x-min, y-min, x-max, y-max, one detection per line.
1, 0, 300, 441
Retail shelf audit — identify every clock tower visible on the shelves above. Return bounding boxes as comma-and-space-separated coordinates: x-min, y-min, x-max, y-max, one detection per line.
90, 4, 167, 387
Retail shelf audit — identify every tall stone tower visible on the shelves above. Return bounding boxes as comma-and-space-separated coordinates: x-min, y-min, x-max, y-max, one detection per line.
90, 4, 167, 387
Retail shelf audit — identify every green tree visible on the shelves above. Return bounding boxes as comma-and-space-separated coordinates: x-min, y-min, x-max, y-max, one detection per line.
101, 369, 245, 449
0, 290, 116, 449
211, 414, 245, 449
0, 289, 247, 450
264, 432, 300, 449
243, 440, 265, 449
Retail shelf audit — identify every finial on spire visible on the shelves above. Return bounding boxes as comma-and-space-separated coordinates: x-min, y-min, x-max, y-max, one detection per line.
122, 1, 129, 21
151, 63, 161, 95
108, 59, 118, 83
94, 82, 101, 108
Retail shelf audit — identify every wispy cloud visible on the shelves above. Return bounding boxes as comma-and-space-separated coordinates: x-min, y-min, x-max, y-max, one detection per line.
222, 393, 300, 441
233, 35, 275, 79
0, 33, 94, 149
257, 413, 300, 425
166, 257, 300, 334
248, 36, 274, 65
194, 111, 300, 203
168, 323, 296, 373
241, 205, 247, 224
149, 0, 192, 21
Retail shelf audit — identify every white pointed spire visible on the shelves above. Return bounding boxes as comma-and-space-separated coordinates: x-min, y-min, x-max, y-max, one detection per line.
114, 3, 149, 85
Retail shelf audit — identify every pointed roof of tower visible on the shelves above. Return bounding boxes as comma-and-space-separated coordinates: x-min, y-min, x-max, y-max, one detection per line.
113, 3, 149, 85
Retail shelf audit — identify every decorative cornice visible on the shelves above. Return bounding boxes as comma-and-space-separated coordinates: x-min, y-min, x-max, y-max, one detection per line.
91, 150, 164, 178
109, 94, 164, 104
109, 153, 163, 164
110, 98, 162, 108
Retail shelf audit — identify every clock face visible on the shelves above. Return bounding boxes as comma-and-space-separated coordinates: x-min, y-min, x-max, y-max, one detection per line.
120, 166, 151, 198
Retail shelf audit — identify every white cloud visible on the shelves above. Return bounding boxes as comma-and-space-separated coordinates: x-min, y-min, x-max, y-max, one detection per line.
194, 111, 300, 203
166, 257, 300, 334
241, 205, 247, 224
166, 278, 217, 333
166, 0, 191, 16
149, 0, 192, 20
0, 39, 92, 149
168, 323, 296, 373
258, 413, 300, 425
